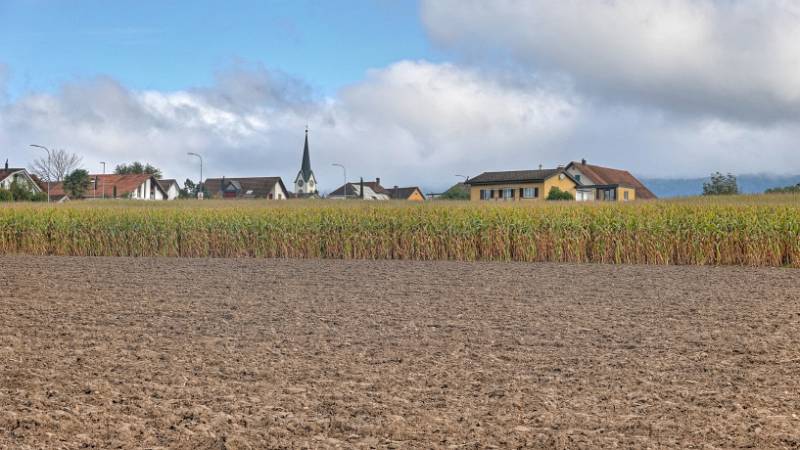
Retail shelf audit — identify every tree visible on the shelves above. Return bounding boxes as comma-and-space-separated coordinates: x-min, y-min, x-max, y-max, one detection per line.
439, 183, 470, 200
28, 148, 82, 182
114, 162, 162, 179
63, 169, 91, 199
765, 183, 800, 194
179, 179, 196, 199
703, 172, 738, 196
9, 180, 33, 201
546, 186, 574, 201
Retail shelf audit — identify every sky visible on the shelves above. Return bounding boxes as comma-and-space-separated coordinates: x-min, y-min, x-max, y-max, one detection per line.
2, 0, 800, 193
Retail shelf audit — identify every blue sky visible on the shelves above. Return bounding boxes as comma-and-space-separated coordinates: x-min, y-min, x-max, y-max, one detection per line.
1, 1, 799, 192
0, 0, 434, 97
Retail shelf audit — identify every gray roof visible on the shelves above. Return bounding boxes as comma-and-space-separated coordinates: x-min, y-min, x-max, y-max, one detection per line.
465, 169, 566, 185
157, 179, 179, 190
329, 183, 361, 197
204, 177, 287, 198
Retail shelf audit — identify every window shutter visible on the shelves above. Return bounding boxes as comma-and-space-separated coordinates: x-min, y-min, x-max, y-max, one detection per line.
534, 187, 539, 198
519, 188, 524, 198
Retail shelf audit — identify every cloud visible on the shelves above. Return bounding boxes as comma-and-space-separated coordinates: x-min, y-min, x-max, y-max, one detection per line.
0, 61, 579, 192
421, 0, 800, 124
1, 58, 799, 195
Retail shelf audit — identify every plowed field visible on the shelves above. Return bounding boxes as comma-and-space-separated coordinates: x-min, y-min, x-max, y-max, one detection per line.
1, 257, 799, 449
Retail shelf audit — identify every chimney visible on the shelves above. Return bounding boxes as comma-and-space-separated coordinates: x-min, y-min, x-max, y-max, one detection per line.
394, 185, 399, 199
538, 164, 543, 170
581, 158, 587, 165
360, 177, 364, 199
4, 159, 7, 170
375, 177, 380, 186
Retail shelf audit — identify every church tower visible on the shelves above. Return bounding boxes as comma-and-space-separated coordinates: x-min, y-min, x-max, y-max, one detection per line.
294, 128, 317, 194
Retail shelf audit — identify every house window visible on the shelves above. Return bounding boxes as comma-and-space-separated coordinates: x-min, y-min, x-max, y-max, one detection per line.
523, 187, 536, 199
575, 174, 581, 182
503, 188, 513, 200
623, 190, 629, 201
480, 189, 491, 200
601, 189, 616, 201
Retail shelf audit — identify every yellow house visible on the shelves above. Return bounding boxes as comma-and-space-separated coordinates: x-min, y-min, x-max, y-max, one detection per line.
465, 168, 578, 201
565, 160, 656, 201
388, 186, 426, 201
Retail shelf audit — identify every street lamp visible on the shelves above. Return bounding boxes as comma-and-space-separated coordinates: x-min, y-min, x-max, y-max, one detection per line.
187, 152, 203, 199
332, 163, 346, 199
29, 144, 51, 203
455, 174, 469, 183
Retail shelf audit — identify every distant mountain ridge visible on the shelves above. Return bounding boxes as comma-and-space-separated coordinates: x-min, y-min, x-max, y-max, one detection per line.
641, 174, 800, 198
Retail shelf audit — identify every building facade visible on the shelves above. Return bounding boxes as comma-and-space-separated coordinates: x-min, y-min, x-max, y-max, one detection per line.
158, 179, 181, 200
465, 168, 578, 201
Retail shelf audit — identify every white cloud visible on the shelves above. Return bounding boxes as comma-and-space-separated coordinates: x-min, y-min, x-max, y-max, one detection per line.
0, 61, 579, 192
421, 0, 800, 123
2, 57, 799, 194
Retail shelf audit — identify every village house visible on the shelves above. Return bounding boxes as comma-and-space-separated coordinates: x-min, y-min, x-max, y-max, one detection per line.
50, 174, 168, 200
203, 177, 288, 200
388, 186, 426, 201
157, 179, 181, 200
0, 161, 43, 196
565, 159, 656, 201
328, 179, 390, 200
465, 161, 655, 202
465, 168, 578, 201
328, 178, 425, 201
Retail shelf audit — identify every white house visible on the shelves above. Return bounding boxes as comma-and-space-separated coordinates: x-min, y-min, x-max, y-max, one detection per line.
158, 179, 181, 200
80, 174, 167, 200
0, 161, 44, 195
203, 177, 289, 200
328, 179, 391, 200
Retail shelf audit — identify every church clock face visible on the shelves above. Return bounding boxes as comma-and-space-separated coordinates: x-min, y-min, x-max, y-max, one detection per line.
297, 180, 304, 187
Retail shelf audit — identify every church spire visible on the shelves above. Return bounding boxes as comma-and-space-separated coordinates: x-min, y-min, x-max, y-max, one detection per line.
300, 127, 312, 181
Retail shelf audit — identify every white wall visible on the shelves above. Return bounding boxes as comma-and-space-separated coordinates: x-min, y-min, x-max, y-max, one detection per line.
166, 184, 180, 200
271, 183, 287, 200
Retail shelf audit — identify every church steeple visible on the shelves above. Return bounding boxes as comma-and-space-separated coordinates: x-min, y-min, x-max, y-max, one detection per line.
300, 127, 312, 181
294, 127, 317, 194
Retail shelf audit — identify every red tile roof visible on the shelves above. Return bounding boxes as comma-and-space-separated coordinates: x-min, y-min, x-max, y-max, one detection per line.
50, 174, 161, 199
568, 162, 656, 199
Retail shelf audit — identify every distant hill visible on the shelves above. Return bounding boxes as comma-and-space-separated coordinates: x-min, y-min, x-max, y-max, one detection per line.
641, 174, 800, 198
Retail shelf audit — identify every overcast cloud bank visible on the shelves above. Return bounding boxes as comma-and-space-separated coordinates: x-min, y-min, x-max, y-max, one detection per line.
2, 1, 800, 192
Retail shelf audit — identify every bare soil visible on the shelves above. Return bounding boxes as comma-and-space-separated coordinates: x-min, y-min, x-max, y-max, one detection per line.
1, 257, 799, 449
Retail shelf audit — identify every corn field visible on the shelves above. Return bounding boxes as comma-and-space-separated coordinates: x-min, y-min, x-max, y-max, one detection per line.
1, 196, 799, 266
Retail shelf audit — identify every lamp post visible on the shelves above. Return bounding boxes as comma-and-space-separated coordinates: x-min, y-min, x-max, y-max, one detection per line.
332, 163, 346, 200
187, 152, 203, 199
100, 162, 106, 199
455, 174, 469, 183
29, 144, 52, 203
